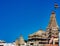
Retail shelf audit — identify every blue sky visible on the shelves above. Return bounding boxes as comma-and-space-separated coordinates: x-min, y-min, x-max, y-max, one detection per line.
0, 0, 60, 42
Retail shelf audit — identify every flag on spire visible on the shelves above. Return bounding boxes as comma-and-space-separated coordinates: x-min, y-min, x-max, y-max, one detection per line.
54, 3, 59, 9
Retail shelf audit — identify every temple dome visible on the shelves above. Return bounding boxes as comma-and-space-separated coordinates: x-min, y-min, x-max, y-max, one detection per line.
29, 29, 45, 36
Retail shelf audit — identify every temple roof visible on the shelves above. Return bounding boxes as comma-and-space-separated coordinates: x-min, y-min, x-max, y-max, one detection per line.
29, 29, 45, 36
47, 11, 59, 28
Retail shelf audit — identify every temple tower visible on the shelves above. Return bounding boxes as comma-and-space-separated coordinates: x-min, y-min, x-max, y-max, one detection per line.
46, 11, 59, 44
15, 35, 26, 46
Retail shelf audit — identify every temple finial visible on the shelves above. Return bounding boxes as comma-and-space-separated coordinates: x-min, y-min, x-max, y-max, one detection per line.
51, 11, 55, 14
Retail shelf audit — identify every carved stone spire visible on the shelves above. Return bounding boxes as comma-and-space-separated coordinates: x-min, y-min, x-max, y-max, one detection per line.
47, 11, 59, 28
46, 11, 59, 38
19, 35, 26, 45
15, 35, 26, 46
